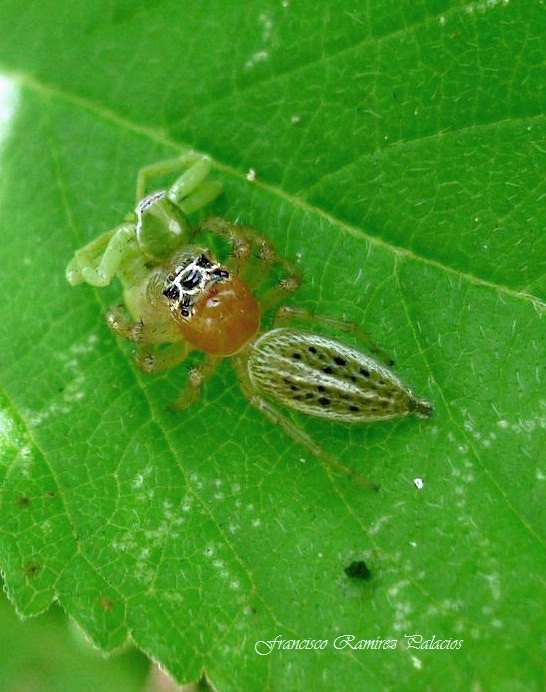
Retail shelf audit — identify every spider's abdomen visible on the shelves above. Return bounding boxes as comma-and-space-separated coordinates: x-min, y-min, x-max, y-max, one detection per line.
179, 277, 260, 356
247, 328, 432, 422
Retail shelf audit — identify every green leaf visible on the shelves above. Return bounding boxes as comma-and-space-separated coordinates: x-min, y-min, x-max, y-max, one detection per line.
0, 1, 544, 690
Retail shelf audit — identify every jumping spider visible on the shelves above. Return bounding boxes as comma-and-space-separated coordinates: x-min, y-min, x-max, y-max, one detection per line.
66, 152, 432, 489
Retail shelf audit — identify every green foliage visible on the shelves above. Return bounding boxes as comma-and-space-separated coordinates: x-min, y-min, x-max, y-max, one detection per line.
0, 1, 544, 690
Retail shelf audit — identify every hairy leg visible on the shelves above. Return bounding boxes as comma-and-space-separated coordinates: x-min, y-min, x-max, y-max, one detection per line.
173, 355, 222, 410
232, 354, 377, 491
274, 305, 394, 366
198, 217, 301, 306
66, 223, 136, 287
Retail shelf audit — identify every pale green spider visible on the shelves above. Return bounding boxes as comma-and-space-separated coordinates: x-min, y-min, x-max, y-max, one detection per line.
67, 152, 432, 489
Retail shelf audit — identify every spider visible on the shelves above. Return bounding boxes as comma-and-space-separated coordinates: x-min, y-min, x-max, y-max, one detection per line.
66, 152, 433, 490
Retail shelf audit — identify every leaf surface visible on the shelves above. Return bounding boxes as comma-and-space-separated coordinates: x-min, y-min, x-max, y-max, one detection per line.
0, 1, 544, 689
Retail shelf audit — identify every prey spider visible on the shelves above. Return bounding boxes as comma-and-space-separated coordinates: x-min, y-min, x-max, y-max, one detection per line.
66, 152, 432, 489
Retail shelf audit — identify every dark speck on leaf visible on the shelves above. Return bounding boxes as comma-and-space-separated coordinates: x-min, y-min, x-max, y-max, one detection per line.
344, 560, 371, 580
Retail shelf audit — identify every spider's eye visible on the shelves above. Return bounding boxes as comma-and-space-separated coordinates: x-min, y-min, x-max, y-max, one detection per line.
180, 268, 202, 290
213, 267, 230, 280
180, 297, 192, 317
162, 284, 180, 301
197, 254, 213, 268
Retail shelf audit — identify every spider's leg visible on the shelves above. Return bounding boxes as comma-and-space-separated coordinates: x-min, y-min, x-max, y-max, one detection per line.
136, 152, 222, 213
133, 342, 191, 374
106, 306, 191, 373
243, 232, 301, 306
173, 355, 222, 410
197, 217, 301, 303
257, 262, 301, 313
66, 223, 137, 287
197, 217, 253, 266
136, 151, 206, 200
106, 306, 180, 343
178, 181, 223, 215
274, 306, 395, 366
232, 354, 377, 491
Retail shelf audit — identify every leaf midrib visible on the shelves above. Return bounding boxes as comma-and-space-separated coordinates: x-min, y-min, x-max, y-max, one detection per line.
5, 69, 543, 310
